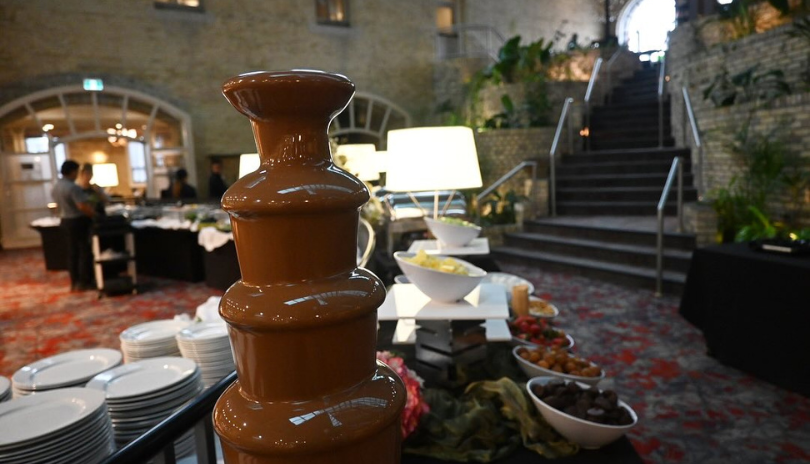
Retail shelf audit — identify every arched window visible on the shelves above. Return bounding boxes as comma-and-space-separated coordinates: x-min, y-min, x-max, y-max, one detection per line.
617, 0, 676, 53
330, 92, 411, 149
0, 85, 194, 248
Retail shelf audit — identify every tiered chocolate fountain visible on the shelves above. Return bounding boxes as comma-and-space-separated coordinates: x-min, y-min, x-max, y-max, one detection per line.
214, 70, 406, 463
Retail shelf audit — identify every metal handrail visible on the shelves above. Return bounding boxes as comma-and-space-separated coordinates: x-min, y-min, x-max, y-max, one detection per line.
656, 157, 684, 297
549, 97, 574, 217
604, 48, 624, 103
475, 160, 537, 222
657, 54, 667, 148
682, 86, 705, 198
584, 58, 603, 152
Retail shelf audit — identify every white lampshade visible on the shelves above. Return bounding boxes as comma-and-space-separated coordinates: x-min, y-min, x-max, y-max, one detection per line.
91, 163, 119, 187
385, 126, 482, 192
335, 144, 380, 182
375, 150, 389, 173
238, 153, 260, 179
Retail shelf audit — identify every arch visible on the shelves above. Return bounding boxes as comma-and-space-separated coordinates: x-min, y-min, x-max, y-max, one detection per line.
330, 92, 412, 149
0, 84, 194, 248
616, 0, 676, 53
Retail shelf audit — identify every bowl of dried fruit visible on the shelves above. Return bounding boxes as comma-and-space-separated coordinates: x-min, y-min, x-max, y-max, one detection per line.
527, 377, 637, 449
528, 296, 559, 319
513, 346, 604, 386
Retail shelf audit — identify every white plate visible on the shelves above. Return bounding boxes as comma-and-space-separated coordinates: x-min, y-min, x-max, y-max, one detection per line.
0, 377, 10, 398
176, 322, 229, 342
0, 388, 106, 448
0, 409, 109, 459
86, 357, 197, 400
12, 349, 122, 391
482, 272, 535, 301
120, 320, 191, 344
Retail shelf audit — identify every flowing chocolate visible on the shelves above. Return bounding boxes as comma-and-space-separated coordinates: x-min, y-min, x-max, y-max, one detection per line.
214, 70, 406, 463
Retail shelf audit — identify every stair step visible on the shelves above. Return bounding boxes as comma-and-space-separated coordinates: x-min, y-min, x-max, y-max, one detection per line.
593, 100, 667, 113
504, 232, 693, 273
590, 137, 675, 150
556, 201, 681, 216
524, 218, 696, 249
557, 186, 698, 202
557, 172, 694, 188
565, 147, 689, 164
589, 126, 672, 140
492, 246, 686, 294
557, 159, 688, 176
591, 117, 671, 131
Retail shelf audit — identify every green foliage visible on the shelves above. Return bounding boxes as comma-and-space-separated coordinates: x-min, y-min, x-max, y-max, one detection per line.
702, 65, 791, 107
468, 35, 557, 129
475, 189, 527, 226
710, 119, 810, 242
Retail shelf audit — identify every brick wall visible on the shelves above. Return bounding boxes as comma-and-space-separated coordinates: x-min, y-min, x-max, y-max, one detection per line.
669, 19, 810, 228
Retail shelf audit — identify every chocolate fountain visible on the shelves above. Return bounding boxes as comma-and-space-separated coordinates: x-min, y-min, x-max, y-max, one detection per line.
214, 70, 406, 463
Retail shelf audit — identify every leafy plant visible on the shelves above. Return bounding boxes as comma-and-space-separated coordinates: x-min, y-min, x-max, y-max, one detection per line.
475, 189, 527, 226
702, 65, 791, 107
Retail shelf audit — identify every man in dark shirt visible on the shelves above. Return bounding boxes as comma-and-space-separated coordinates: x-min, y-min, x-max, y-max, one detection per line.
161, 168, 197, 201
52, 160, 96, 291
208, 158, 228, 202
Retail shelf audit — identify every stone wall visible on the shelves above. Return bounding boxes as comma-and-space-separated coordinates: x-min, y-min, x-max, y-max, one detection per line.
669, 18, 810, 228
0, 0, 438, 197
474, 127, 556, 219
465, 0, 603, 48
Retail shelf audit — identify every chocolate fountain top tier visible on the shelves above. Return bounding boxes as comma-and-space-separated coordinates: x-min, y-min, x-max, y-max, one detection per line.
220, 71, 367, 284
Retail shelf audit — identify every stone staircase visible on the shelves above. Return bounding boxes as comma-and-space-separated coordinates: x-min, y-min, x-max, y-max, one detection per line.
492, 64, 697, 294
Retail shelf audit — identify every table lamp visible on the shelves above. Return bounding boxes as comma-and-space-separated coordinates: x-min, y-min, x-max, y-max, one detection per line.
386, 126, 482, 218
91, 163, 119, 188
238, 153, 259, 178
335, 144, 380, 181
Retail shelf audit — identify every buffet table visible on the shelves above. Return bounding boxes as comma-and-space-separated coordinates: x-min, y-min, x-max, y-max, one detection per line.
679, 243, 810, 396
401, 440, 642, 464
131, 220, 205, 282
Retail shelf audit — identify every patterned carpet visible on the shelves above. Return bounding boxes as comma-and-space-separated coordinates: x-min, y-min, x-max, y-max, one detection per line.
1, 248, 808, 464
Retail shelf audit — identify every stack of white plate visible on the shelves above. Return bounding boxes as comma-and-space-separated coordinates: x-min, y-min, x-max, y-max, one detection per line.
11, 348, 123, 398
119, 319, 191, 363
86, 357, 202, 457
0, 388, 115, 464
176, 322, 235, 387
0, 377, 10, 402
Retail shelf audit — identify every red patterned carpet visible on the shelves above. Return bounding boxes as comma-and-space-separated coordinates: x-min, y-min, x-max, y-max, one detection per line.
1, 247, 808, 464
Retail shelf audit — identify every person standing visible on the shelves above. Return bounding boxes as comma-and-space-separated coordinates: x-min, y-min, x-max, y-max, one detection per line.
52, 160, 96, 291
77, 163, 109, 217
161, 168, 197, 200
208, 158, 229, 201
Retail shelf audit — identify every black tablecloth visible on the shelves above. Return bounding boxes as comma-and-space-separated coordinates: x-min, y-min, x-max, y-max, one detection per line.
31, 225, 68, 271
203, 240, 240, 290
134, 228, 205, 282
679, 243, 810, 396
402, 439, 642, 464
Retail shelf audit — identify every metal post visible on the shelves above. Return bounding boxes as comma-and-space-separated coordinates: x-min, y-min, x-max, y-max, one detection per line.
567, 105, 574, 155
656, 209, 664, 297
658, 55, 666, 148
677, 160, 684, 233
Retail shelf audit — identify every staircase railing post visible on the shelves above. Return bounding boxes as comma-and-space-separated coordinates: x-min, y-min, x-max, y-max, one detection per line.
584, 58, 603, 153
658, 53, 666, 149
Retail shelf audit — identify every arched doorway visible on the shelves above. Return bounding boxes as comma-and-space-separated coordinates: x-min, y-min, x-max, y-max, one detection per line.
0, 85, 194, 248
616, 0, 676, 53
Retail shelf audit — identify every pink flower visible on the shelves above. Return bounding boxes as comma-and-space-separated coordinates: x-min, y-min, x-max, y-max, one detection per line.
377, 351, 429, 438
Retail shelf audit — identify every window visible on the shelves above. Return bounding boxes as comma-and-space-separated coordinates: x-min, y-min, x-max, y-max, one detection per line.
128, 142, 147, 185
24, 136, 49, 153
436, 1, 457, 35
316, 0, 349, 26
154, 0, 203, 11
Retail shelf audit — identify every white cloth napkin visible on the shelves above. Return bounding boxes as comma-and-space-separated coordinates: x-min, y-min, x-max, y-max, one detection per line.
130, 217, 193, 230
30, 217, 60, 227
197, 227, 234, 252
195, 296, 224, 324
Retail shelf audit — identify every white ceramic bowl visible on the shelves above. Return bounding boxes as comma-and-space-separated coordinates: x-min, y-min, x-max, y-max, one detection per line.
511, 333, 575, 351
528, 296, 559, 319
424, 217, 481, 248
512, 346, 605, 386
526, 377, 638, 449
393, 251, 486, 303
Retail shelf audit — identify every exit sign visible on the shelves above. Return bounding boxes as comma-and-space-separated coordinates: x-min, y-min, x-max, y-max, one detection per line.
83, 78, 104, 91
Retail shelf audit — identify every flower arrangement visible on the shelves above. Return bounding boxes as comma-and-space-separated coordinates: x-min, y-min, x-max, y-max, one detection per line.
376, 351, 429, 439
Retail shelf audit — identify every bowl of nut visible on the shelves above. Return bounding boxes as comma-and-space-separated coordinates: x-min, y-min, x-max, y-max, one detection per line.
527, 377, 637, 449
513, 346, 604, 386
394, 251, 485, 303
